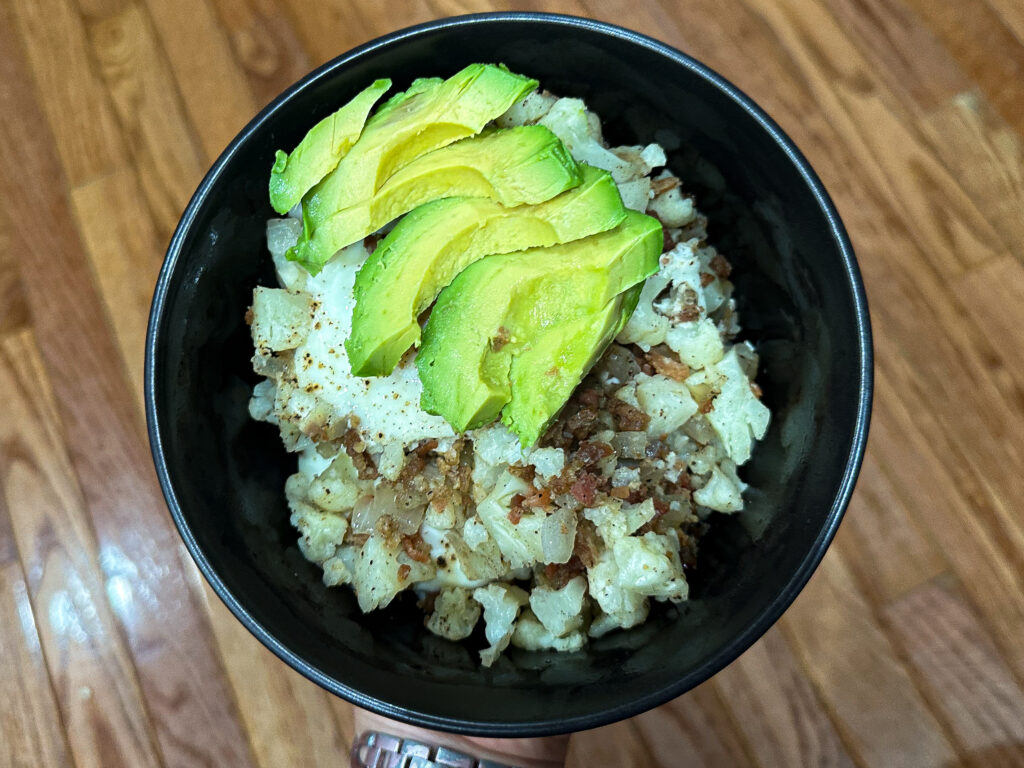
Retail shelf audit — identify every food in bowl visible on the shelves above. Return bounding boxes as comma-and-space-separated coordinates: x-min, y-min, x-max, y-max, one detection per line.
247, 64, 771, 666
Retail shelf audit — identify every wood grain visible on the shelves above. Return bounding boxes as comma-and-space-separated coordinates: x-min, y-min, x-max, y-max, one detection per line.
3, 0, 1024, 765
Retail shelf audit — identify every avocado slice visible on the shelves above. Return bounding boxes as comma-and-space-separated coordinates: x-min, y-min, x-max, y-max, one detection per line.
288, 126, 582, 274
302, 64, 538, 224
502, 285, 642, 446
269, 78, 391, 214
346, 165, 627, 376
417, 210, 662, 437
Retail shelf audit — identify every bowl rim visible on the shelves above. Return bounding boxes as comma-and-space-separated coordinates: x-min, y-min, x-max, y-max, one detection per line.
145, 10, 873, 736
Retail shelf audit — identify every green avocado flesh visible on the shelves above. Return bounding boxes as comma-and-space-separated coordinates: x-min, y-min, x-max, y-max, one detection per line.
502, 285, 642, 446
288, 126, 582, 274
301, 64, 538, 225
416, 211, 663, 441
268, 79, 391, 215
346, 165, 627, 376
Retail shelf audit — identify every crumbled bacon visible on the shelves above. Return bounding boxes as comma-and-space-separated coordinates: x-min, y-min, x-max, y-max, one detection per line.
401, 533, 431, 563
647, 350, 690, 382
570, 472, 600, 507
244, 307, 254, 325
342, 428, 378, 480
576, 440, 613, 466
508, 494, 526, 524
609, 486, 631, 499
699, 398, 715, 414
414, 438, 439, 457
710, 253, 732, 279
651, 175, 681, 195
565, 406, 599, 438
508, 464, 536, 482
700, 272, 715, 287
608, 398, 650, 432
490, 325, 510, 351
578, 388, 603, 408
544, 557, 586, 590
573, 519, 600, 569
397, 564, 411, 581
521, 487, 551, 509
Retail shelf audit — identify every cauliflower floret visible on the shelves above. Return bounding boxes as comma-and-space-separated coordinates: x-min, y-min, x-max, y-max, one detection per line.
633, 373, 699, 437
539, 98, 636, 182
694, 459, 747, 513
250, 286, 312, 354
376, 441, 406, 482
291, 503, 348, 564
351, 537, 434, 612
475, 470, 545, 569
665, 317, 724, 371
471, 424, 525, 493
617, 272, 671, 349
617, 177, 652, 212
321, 551, 353, 587
473, 583, 529, 666
587, 550, 649, 629
307, 451, 364, 512
511, 609, 586, 652
530, 576, 587, 637
584, 499, 656, 544
528, 447, 565, 483
426, 587, 481, 641
647, 173, 696, 227
249, 378, 276, 422
705, 348, 771, 465
612, 532, 689, 602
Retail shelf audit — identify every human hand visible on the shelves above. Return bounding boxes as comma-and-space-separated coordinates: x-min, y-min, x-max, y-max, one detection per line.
351, 708, 569, 767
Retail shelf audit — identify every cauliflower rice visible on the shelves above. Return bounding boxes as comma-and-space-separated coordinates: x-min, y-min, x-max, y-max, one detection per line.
248, 90, 770, 665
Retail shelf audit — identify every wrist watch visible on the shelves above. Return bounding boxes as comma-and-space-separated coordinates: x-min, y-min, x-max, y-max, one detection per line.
351, 730, 517, 768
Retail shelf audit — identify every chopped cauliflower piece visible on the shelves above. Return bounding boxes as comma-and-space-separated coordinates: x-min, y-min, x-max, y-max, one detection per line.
307, 451, 364, 512
530, 576, 587, 637
587, 550, 649, 630
475, 471, 545, 569
473, 583, 529, 666
706, 348, 771, 464
511, 609, 586, 652
250, 287, 312, 353
539, 98, 636, 182
694, 459, 747, 513
351, 537, 434, 612
665, 318, 724, 371
634, 373, 699, 437
266, 218, 307, 291
427, 587, 481, 641
612, 532, 689, 602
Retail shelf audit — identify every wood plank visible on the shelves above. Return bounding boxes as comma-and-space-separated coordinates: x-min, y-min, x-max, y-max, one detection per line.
0, 7, 258, 766
781, 548, 959, 767
197, 583, 352, 768
0, 330, 164, 768
0, 212, 30, 339
0, 499, 75, 768
985, 0, 1024, 48
713, 629, 858, 768
7, 0, 123, 186
69, 169, 163, 412
207, 0, 312, 109
82, 2, 208, 239
884, 577, 1024, 764
140, 0, 258, 161
832, 450, 947, 603
899, 0, 1024, 137
632, 682, 758, 767
566, 718, 675, 768
961, 257, 1024, 394
920, 92, 1024, 266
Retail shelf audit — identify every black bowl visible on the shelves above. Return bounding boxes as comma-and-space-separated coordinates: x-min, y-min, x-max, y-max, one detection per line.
146, 12, 871, 736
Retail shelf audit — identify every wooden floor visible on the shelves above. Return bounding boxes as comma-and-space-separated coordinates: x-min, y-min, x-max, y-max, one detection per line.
1, 0, 1023, 765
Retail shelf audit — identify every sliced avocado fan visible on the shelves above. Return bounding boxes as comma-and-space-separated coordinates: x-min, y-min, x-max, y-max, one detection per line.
346, 165, 627, 376
416, 211, 663, 442
288, 126, 582, 274
269, 78, 391, 215
302, 64, 538, 224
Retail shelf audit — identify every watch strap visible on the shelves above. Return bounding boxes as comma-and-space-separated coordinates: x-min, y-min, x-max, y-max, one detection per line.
351, 730, 518, 768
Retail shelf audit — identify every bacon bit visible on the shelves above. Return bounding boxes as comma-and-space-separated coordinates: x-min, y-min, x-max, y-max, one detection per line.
648, 351, 690, 382
573, 519, 600, 569
626, 487, 650, 504
414, 438, 439, 457
662, 226, 676, 253
609, 486, 631, 499
571, 472, 600, 507
577, 440, 613, 466
608, 398, 650, 432
396, 452, 427, 488
710, 253, 732, 279
544, 557, 586, 590
700, 272, 715, 287
579, 388, 602, 408
674, 287, 702, 323
342, 428, 378, 480
490, 326, 510, 351
750, 382, 764, 399
244, 307, 254, 325
651, 175, 681, 195
397, 564, 411, 581
430, 485, 453, 512
699, 398, 715, 414
508, 464, 536, 482
521, 487, 551, 509
401, 533, 431, 563
566, 406, 599, 436
508, 494, 526, 524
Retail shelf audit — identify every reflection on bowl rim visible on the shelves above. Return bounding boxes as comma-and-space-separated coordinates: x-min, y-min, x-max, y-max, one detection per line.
145, 11, 872, 736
